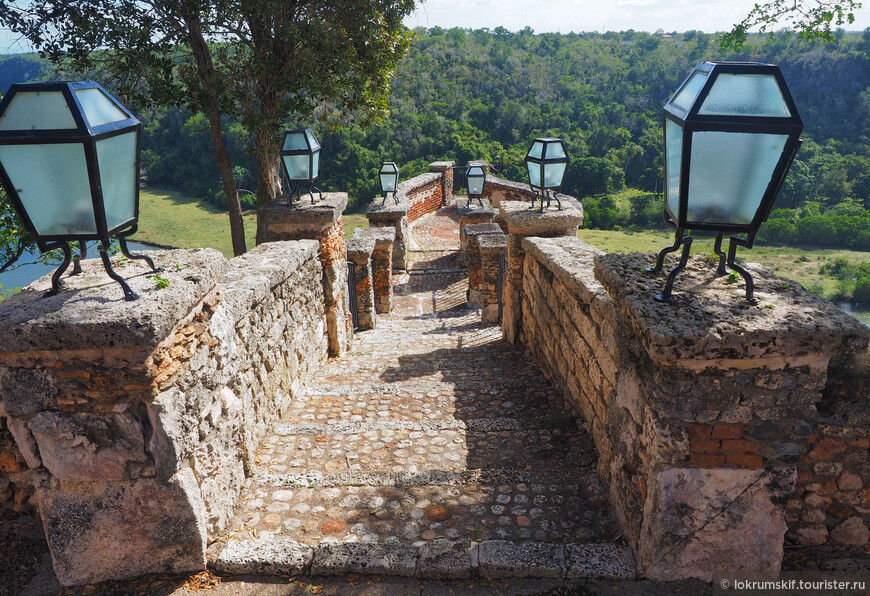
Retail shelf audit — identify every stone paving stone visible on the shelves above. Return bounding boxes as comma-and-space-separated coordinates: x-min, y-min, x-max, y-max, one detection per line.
213, 204, 629, 580
564, 544, 637, 580
213, 538, 313, 575
478, 541, 565, 578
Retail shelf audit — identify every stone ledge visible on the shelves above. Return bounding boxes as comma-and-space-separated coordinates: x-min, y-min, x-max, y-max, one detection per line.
355, 226, 396, 246
0, 248, 226, 355
367, 197, 410, 219
258, 192, 348, 227
521, 236, 606, 306
486, 176, 584, 213
211, 538, 636, 580
347, 229, 376, 261
499, 201, 583, 235
478, 233, 509, 254
594, 252, 870, 365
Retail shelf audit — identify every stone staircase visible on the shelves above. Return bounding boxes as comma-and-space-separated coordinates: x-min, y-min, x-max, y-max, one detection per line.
210, 205, 636, 580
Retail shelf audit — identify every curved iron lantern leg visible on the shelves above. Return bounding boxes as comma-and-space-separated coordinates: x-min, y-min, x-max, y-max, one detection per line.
98, 241, 138, 301
727, 236, 758, 304
45, 243, 73, 298
71, 241, 88, 275
118, 237, 159, 272
552, 191, 562, 211
654, 235, 693, 303
647, 228, 685, 274
713, 232, 728, 277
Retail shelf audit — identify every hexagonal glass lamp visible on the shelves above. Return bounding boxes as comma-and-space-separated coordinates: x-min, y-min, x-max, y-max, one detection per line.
280, 128, 321, 203
650, 61, 803, 304
379, 161, 400, 204
524, 137, 568, 211
465, 164, 486, 208
0, 81, 158, 301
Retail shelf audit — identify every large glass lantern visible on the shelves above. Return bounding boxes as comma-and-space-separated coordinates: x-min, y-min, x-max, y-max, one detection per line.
524, 137, 568, 211
280, 128, 321, 203
378, 161, 399, 204
0, 80, 157, 301
465, 164, 486, 208
650, 61, 803, 303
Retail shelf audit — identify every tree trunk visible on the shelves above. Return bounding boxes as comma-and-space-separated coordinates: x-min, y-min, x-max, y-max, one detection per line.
184, 13, 247, 256
254, 86, 282, 246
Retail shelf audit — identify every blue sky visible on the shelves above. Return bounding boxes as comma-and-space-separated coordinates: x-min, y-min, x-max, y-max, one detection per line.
404, 0, 870, 35
1, 1, 868, 54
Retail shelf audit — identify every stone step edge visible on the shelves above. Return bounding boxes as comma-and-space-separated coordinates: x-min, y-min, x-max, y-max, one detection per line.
304, 378, 552, 396
211, 538, 636, 581
271, 416, 579, 437
256, 467, 594, 489
408, 267, 467, 275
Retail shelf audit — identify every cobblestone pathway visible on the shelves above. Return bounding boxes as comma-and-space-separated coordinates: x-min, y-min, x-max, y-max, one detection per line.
212, 200, 633, 579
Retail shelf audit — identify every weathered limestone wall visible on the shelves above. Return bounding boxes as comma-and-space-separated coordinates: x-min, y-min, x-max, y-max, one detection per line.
517, 236, 870, 581
347, 229, 376, 331
458, 201, 498, 265
0, 242, 328, 585
367, 161, 455, 270
258, 193, 350, 356
465, 223, 503, 308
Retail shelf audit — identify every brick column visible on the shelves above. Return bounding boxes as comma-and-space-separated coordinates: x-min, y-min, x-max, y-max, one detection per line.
498, 201, 582, 344
478, 233, 508, 324
259, 193, 351, 356
464, 222, 503, 308
458, 200, 498, 265
367, 200, 408, 271
347, 230, 376, 330
429, 161, 455, 207
368, 228, 396, 314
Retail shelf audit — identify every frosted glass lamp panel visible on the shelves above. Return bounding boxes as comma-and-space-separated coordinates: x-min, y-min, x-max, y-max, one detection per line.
545, 142, 566, 159
75, 88, 128, 127
699, 74, 790, 118
467, 168, 485, 195
0, 142, 96, 235
282, 133, 307, 151
543, 162, 566, 188
528, 141, 544, 159
0, 92, 76, 130
380, 172, 397, 192
687, 132, 788, 225
671, 71, 708, 112
97, 132, 137, 230
306, 130, 320, 151
283, 154, 310, 180
527, 162, 541, 187
665, 119, 683, 217
311, 151, 320, 179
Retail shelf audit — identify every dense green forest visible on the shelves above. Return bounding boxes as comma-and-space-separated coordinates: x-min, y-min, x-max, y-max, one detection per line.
0, 27, 869, 295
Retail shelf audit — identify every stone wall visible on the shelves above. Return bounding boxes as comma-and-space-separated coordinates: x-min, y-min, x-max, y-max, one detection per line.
0, 241, 327, 585
515, 235, 870, 581
483, 176, 583, 215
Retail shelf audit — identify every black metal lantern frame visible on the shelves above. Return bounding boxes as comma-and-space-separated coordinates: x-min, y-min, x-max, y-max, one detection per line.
650, 61, 803, 304
279, 128, 322, 204
465, 164, 487, 209
0, 81, 158, 301
379, 161, 400, 204
524, 137, 569, 212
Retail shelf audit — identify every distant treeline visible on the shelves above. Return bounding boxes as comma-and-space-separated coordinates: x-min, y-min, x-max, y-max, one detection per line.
0, 27, 868, 224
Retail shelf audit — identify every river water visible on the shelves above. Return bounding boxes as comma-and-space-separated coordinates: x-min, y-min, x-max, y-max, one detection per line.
841, 303, 870, 328
0, 242, 155, 293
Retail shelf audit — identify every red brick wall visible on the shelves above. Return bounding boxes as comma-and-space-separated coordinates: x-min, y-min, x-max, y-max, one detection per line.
407, 178, 444, 223
687, 423, 763, 469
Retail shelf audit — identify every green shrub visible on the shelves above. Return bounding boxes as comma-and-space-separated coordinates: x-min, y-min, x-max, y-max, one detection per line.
854, 277, 870, 305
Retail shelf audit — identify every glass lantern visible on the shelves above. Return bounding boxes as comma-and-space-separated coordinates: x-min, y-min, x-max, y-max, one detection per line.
524, 137, 568, 211
280, 128, 322, 203
650, 61, 803, 303
378, 161, 400, 204
0, 81, 158, 301
465, 164, 486, 208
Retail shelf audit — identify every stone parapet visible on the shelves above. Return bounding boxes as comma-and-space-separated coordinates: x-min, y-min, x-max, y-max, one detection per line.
477, 233, 508, 325
498, 201, 583, 345
483, 176, 583, 214
0, 242, 328, 585
464, 223, 503, 308
458, 200, 498, 265
347, 229, 377, 330
516, 236, 870, 581
258, 192, 350, 357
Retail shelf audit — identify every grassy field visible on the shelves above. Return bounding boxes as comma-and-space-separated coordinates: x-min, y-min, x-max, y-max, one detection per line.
134, 188, 371, 257
577, 228, 870, 299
